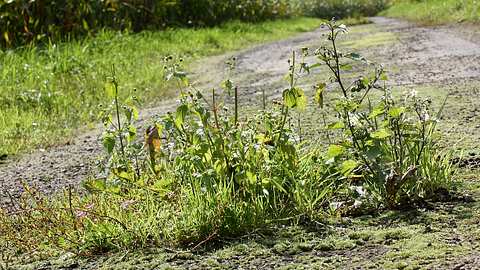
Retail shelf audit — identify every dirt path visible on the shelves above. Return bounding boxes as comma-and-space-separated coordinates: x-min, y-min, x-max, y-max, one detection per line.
1, 17, 480, 208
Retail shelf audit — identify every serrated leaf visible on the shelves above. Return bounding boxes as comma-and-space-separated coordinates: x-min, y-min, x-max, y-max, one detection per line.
388, 107, 406, 118
371, 128, 391, 139
315, 83, 326, 108
283, 87, 306, 110
175, 104, 189, 127
102, 133, 115, 154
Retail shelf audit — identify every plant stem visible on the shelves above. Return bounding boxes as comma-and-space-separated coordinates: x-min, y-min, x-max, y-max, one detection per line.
234, 86, 239, 125
328, 25, 375, 175
262, 88, 266, 110
113, 74, 126, 158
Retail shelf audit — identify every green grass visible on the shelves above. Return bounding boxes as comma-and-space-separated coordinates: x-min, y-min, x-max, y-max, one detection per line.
0, 17, 322, 156
382, 0, 480, 24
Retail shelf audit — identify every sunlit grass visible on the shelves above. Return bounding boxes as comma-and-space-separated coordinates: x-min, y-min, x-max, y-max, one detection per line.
0, 17, 322, 156
382, 0, 480, 24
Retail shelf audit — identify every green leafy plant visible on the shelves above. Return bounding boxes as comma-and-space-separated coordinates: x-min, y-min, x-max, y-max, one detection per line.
304, 19, 452, 208
88, 66, 143, 193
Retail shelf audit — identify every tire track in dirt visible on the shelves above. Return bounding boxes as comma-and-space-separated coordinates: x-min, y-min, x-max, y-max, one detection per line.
1, 17, 480, 209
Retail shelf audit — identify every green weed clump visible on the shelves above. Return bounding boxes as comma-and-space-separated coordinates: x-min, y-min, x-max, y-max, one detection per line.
0, 20, 453, 257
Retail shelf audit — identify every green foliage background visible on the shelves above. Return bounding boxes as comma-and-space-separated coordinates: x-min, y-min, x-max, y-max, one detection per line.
0, 0, 297, 47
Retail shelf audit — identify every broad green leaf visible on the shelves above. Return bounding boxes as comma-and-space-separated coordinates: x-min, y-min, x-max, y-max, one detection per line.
105, 82, 116, 98
328, 121, 345, 129
132, 106, 139, 120
296, 88, 307, 110
283, 87, 307, 110
82, 19, 89, 31
175, 104, 189, 127
380, 71, 388, 81
369, 104, 385, 119
127, 125, 137, 142
117, 171, 134, 181
371, 128, 391, 139
327, 144, 344, 159
102, 133, 115, 154
341, 159, 358, 175
246, 171, 257, 185
124, 106, 139, 122
283, 88, 296, 107
388, 107, 406, 118
221, 79, 233, 94
340, 64, 353, 71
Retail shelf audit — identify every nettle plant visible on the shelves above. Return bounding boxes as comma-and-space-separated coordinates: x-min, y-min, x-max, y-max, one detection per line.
93, 66, 144, 191
302, 20, 452, 209
151, 56, 300, 217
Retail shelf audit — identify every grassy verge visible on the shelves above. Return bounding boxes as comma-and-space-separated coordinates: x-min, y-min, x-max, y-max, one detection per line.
0, 17, 322, 157
382, 0, 480, 24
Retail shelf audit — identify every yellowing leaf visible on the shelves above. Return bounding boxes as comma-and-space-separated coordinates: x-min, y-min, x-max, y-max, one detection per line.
327, 144, 344, 159
105, 81, 116, 98
341, 159, 358, 175
388, 107, 406, 118
314, 83, 326, 108
146, 125, 162, 153
283, 87, 307, 110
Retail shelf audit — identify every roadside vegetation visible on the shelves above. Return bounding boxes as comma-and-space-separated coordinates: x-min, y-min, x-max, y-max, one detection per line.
0, 21, 453, 262
3, 0, 480, 268
382, 0, 480, 24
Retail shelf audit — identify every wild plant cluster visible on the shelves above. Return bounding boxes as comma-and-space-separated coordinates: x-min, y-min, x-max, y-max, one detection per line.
0, 21, 452, 255
0, 0, 296, 48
